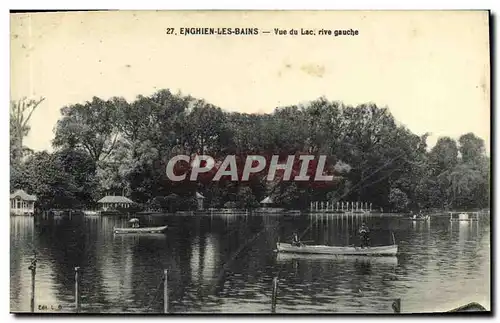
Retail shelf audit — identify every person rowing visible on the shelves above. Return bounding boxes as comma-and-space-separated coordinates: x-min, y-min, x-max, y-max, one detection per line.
291, 232, 302, 247
358, 223, 371, 248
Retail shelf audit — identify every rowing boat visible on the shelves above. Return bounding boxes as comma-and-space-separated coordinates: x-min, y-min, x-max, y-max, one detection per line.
276, 242, 398, 256
113, 225, 168, 234
403, 215, 430, 221
411, 215, 429, 221
276, 252, 399, 265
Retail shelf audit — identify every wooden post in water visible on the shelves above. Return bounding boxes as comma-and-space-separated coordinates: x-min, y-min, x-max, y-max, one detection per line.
74, 267, 80, 313
163, 269, 169, 314
271, 277, 278, 313
29, 252, 37, 313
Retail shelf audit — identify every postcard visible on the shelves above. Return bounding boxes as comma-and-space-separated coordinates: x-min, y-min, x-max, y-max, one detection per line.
10, 10, 490, 314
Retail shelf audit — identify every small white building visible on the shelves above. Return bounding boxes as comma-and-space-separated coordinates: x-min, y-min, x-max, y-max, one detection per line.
97, 196, 135, 211
10, 189, 37, 216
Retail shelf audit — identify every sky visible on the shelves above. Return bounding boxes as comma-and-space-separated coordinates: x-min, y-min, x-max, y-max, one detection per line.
10, 10, 491, 153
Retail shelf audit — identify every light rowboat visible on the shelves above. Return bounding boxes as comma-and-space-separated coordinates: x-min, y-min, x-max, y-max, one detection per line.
409, 215, 430, 221
276, 252, 398, 265
276, 242, 398, 256
113, 225, 168, 234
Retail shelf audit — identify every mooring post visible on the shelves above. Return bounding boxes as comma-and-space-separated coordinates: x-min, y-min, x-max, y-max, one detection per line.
392, 298, 401, 313
271, 277, 278, 313
163, 269, 169, 314
74, 267, 80, 313
29, 251, 37, 313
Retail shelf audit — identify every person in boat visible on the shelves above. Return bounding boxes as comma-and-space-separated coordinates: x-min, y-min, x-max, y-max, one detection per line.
358, 223, 370, 248
291, 232, 301, 247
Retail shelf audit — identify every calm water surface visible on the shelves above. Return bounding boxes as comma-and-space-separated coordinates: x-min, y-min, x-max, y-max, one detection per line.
10, 213, 490, 313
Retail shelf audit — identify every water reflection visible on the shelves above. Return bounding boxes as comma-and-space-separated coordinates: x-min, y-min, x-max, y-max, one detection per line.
10, 213, 490, 313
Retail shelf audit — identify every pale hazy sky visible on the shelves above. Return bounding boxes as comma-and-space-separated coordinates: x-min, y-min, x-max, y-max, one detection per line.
10, 10, 490, 152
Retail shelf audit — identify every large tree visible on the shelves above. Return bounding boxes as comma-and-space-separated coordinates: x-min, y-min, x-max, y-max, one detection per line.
52, 97, 119, 165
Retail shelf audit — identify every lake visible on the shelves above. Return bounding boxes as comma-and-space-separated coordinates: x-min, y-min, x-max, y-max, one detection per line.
10, 213, 490, 313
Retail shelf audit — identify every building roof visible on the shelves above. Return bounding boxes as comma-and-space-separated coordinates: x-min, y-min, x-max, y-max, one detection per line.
97, 196, 135, 204
10, 189, 37, 201
260, 196, 273, 204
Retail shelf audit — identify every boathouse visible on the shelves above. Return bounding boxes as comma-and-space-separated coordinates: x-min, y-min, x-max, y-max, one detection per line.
97, 196, 135, 211
10, 189, 37, 216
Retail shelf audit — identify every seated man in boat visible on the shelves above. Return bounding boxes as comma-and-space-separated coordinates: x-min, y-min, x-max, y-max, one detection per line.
291, 232, 301, 247
358, 223, 370, 248
130, 220, 140, 228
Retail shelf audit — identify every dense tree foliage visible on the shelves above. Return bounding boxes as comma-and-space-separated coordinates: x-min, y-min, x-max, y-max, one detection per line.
10, 90, 490, 212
